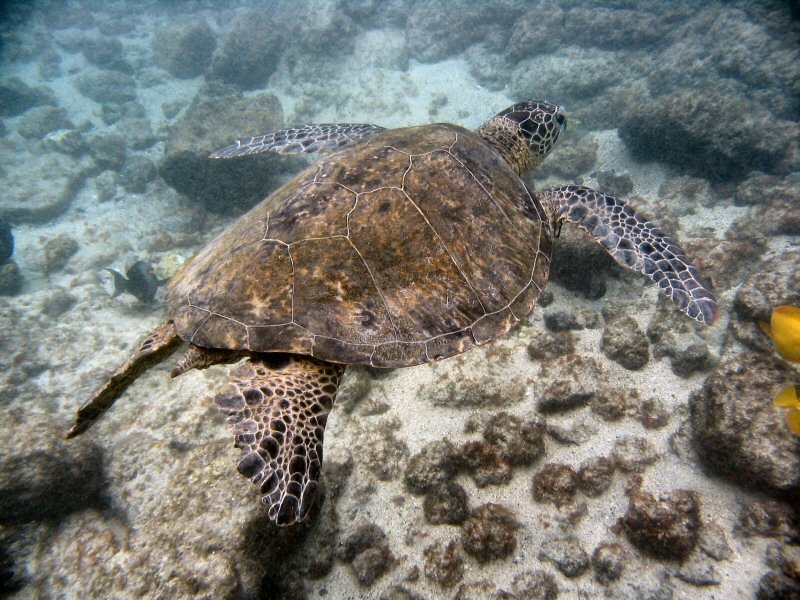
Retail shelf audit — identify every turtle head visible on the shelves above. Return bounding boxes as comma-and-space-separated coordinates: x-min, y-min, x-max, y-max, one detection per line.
477, 99, 566, 175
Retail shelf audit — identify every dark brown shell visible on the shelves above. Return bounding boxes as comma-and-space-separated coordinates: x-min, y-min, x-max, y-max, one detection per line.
167, 124, 552, 367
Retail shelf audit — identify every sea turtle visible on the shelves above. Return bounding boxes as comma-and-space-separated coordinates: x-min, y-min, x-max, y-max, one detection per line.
68, 100, 717, 526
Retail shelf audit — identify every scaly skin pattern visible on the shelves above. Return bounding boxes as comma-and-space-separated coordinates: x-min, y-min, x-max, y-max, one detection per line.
209, 123, 387, 158
214, 355, 345, 525
538, 185, 717, 324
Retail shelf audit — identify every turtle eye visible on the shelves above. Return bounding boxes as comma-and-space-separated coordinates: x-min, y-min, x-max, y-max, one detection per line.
555, 113, 566, 127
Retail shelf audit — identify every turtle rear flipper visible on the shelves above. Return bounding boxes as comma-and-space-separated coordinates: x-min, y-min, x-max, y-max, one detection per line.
214, 355, 345, 526
208, 123, 386, 158
540, 185, 718, 325
66, 320, 182, 438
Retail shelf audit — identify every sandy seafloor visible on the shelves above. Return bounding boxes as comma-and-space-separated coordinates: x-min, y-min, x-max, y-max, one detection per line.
0, 1, 799, 599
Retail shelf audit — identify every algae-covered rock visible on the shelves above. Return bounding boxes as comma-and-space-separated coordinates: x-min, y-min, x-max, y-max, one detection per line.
158, 86, 291, 213
152, 19, 216, 79
690, 352, 800, 494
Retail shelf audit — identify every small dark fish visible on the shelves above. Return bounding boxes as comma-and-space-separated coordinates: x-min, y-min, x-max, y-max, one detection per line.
107, 260, 168, 303
0, 218, 13, 264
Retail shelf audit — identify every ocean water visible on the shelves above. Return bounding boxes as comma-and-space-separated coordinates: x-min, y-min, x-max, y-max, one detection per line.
0, 1, 798, 598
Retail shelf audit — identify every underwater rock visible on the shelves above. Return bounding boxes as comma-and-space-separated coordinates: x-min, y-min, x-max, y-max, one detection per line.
42, 128, 88, 156
601, 316, 650, 370
152, 19, 216, 79
739, 498, 797, 539
592, 170, 634, 198
453, 579, 513, 600
335, 366, 373, 414
510, 569, 559, 599
637, 397, 670, 430
80, 36, 132, 73
458, 439, 513, 487
481, 411, 546, 468
208, 10, 283, 89
621, 488, 700, 559
538, 355, 606, 413
734, 172, 788, 206
114, 117, 158, 151
15, 106, 73, 139
0, 419, 106, 523
337, 523, 394, 586
658, 174, 716, 212
543, 308, 585, 332
351, 545, 395, 587
460, 503, 519, 564
423, 539, 464, 588
619, 89, 796, 182
550, 227, 615, 301
159, 86, 289, 213
73, 69, 137, 104
732, 250, 800, 352
757, 570, 800, 600
0, 261, 23, 296
577, 456, 616, 497
407, 1, 523, 63
88, 132, 127, 170
0, 219, 12, 264
670, 342, 714, 377
355, 416, 409, 481
612, 435, 659, 473
732, 174, 800, 238
41, 287, 77, 318
423, 481, 468, 525
676, 554, 722, 587
591, 388, 634, 422
380, 585, 427, 600
690, 352, 800, 494
535, 135, 598, 181
403, 439, 460, 495
509, 49, 626, 110
592, 541, 627, 584
526, 330, 575, 361
0, 536, 23, 595
426, 359, 528, 409
538, 535, 590, 578
0, 76, 55, 117
43, 234, 79, 274
531, 463, 579, 507
115, 155, 157, 193
698, 521, 733, 561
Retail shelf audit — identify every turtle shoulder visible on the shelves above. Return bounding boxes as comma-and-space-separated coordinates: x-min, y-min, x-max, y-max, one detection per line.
168, 123, 552, 367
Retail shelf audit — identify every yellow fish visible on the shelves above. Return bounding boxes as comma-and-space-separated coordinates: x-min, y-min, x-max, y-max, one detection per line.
774, 384, 800, 436
760, 305, 800, 363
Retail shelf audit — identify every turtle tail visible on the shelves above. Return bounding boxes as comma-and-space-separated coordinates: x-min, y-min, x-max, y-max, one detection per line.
66, 321, 182, 438
539, 185, 718, 325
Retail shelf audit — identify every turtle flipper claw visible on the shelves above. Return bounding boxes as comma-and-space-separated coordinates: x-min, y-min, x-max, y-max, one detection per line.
540, 185, 718, 325
209, 123, 386, 158
214, 355, 345, 525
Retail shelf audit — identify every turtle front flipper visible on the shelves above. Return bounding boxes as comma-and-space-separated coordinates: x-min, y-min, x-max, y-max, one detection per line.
540, 185, 718, 325
214, 355, 345, 526
67, 320, 182, 438
208, 123, 386, 159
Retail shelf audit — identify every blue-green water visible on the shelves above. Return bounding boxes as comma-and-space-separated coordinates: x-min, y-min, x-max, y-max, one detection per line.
0, 1, 798, 598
